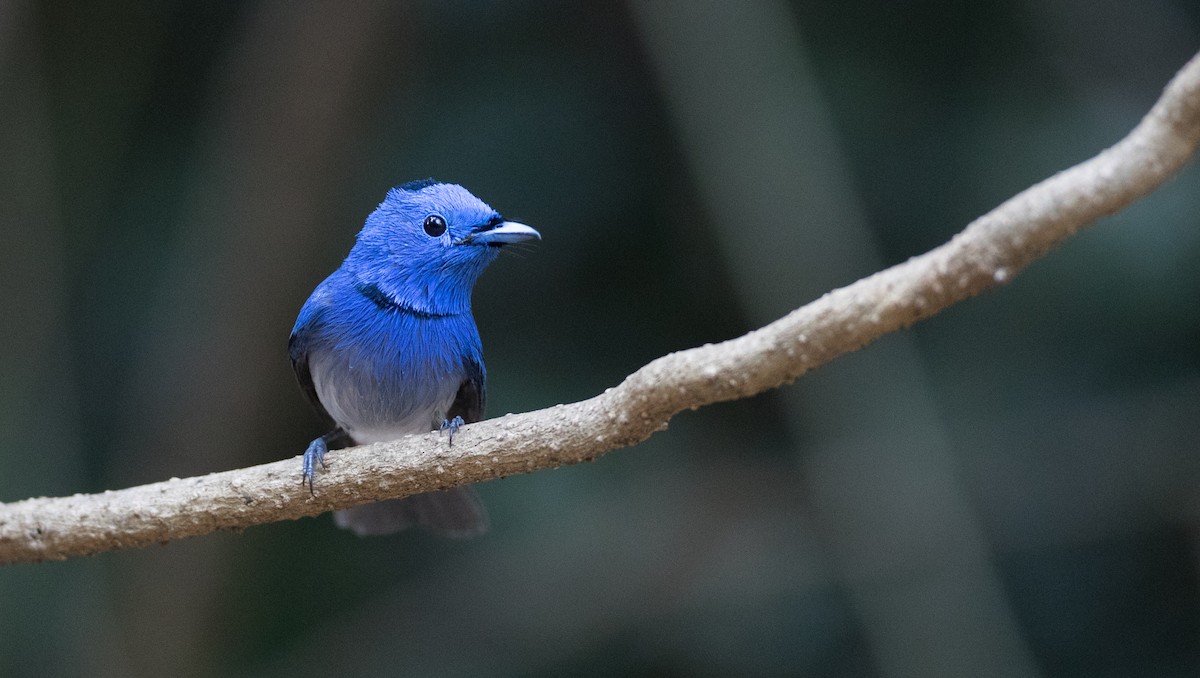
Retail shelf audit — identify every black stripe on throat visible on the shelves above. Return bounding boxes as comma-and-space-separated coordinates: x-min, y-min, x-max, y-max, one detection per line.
355, 281, 453, 319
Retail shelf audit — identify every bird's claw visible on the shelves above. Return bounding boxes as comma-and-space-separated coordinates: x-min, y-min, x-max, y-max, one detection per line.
301, 437, 329, 494
440, 416, 465, 446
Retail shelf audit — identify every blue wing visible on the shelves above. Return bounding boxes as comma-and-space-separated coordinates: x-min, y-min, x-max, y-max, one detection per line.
289, 294, 337, 429
446, 357, 486, 425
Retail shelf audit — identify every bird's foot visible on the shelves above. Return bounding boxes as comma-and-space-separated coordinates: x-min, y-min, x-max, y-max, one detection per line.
440, 416, 465, 446
301, 437, 329, 494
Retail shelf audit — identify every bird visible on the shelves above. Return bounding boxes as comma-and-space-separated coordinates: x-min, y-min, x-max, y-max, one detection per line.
288, 179, 539, 537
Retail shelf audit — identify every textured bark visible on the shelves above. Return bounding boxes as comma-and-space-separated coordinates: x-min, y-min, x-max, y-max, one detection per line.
2, 50, 1199, 565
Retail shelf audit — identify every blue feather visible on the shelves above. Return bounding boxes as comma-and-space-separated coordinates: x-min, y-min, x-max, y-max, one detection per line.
289, 181, 538, 537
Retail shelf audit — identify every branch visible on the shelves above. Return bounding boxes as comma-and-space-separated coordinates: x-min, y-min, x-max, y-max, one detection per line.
4, 51, 1200, 565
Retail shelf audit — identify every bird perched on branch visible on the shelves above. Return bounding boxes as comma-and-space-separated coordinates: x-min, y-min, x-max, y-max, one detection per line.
289, 179, 539, 537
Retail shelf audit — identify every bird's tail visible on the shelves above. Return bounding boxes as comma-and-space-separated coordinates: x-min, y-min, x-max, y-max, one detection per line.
333, 486, 489, 538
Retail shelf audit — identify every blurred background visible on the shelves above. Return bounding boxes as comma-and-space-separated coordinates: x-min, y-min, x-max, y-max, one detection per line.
1, 1, 1199, 676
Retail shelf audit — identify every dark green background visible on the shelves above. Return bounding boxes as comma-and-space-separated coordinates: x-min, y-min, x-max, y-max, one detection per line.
2, 1, 1199, 676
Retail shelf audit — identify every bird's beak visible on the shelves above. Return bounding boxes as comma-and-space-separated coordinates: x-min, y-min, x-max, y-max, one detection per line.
468, 221, 541, 245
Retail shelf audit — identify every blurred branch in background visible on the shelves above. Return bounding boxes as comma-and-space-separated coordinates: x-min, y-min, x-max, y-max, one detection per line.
1, 44, 1198, 577
99, 2, 403, 674
0, 3, 117, 674
631, 1, 1037, 675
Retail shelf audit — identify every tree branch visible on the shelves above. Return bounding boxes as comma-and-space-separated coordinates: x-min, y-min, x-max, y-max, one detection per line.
3, 51, 1199, 565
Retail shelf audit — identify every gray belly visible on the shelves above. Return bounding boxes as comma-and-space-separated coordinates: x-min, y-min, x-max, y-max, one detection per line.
309, 349, 461, 444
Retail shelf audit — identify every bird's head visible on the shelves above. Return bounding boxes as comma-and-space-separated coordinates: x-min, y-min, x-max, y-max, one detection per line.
346, 179, 540, 316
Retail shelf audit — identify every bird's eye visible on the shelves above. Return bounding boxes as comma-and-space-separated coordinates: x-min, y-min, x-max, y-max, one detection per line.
423, 214, 447, 237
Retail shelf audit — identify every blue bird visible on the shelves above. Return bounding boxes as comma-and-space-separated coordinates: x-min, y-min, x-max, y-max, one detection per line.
289, 179, 539, 537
